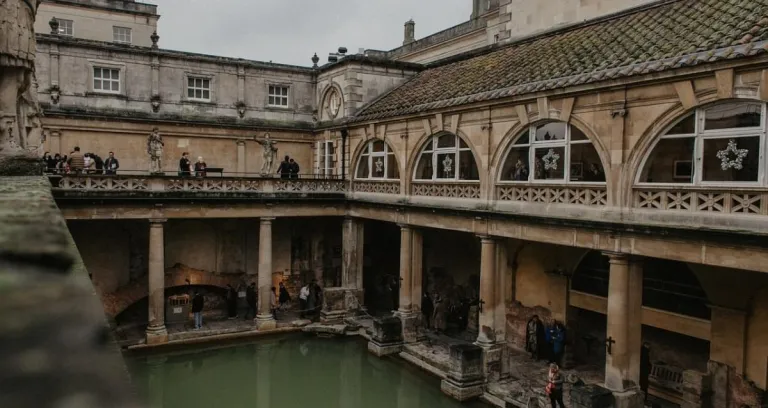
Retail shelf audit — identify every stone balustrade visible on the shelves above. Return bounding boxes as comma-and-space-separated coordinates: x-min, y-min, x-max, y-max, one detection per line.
634, 186, 768, 216
351, 180, 401, 195
410, 181, 481, 199
496, 184, 608, 206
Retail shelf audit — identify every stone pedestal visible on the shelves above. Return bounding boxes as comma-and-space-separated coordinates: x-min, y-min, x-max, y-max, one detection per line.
397, 311, 422, 343
440, 344, 485, 401
612, 389, 645, 408
367, 316, 403, 357
570, 384, 614, 408
479, 343, 504, 382
321, 287, 362, 324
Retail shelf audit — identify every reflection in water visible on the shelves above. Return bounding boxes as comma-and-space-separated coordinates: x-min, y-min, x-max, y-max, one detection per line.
128, 336, 485, 408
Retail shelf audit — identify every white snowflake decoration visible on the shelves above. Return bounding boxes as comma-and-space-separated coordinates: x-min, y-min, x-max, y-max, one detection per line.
374, 157, 384, 173
542, 149, 560, 171
442, 155, 453, 176
716, 139, 749, 171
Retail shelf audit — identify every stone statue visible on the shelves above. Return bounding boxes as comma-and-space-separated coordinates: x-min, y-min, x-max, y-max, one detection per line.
0, 0, 42, 174
254, 133, 278, 174
147, 128, 164, 174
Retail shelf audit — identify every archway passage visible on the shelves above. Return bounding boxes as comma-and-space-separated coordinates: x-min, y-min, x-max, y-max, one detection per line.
362, 220, 401, 316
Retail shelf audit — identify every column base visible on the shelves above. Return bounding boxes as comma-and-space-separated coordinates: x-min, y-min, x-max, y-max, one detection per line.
145, 325, 168, 345
395, 311, 423, 343
320, 310, 347, 325
440, 378, 484, 402
367, 340, 404, 357
255, 314, 276, 331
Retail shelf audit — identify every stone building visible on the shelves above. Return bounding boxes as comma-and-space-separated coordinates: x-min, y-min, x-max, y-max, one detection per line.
36, 0, 768, 407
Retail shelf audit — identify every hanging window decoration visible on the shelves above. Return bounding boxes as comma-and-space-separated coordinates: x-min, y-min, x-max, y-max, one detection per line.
715, 139, 749, 171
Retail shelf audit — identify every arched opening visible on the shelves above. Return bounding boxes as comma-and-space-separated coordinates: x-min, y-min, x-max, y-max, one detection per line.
637, 101, 766, 185
413, 132, 479, 181
354, 139, 400, 180
499, 122, 606, 183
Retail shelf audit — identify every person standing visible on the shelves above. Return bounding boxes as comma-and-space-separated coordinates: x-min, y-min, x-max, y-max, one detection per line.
179, 152, 191, 176
549, 322, 566, 366
546, 363, 565, 408
244, 282, 257, 320
278, 282, 291, 311
194, 156, 207, 177
289, 158, 300, 179
432, 291, 447, 334
640, 342, 651, 402
277, 155, 291, 179
191, 291, 205, 330
226, 284, 238, 319
104, 151, 119, 175
92, 153, 104, 174
422, 291, 433, 330
270, 287, 278, 319
526, 315, 546, 360
67, 147, 84, 173
299, 283, 310, 319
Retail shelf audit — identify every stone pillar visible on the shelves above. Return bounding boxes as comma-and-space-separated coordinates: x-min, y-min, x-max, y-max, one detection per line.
709, 305, 748, 374
49, 129, 61, 154
236, 140, 246, 175
410, 228, 423, 314
342, 217, 364, 289
256, 217, 276, 330
476, 237, 497, 345
604, 252, 643, 406
311, 229, 324, 285
398, 224, 412, 313
146, 219, 168, 345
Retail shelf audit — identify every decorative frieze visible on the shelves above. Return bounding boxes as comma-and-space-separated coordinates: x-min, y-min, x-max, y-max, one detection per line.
352, 180, 401, 194
496, 185, 607, 206
634, 188, 768, 215
59, 176, 148, 191
411, 182, 481, 199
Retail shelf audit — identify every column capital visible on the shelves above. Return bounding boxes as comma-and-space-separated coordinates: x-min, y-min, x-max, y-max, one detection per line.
236, 139, 246, 146
149, 218, 167, 225
603, 251, 628, 265
260, 217, 276, 224
477, 235, 497, 244
397, 223, 412, 230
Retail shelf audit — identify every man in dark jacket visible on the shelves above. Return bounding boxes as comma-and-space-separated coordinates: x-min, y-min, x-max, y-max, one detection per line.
244, 282, 257, 320
277, 155, 291, 179
191, 291, 204, 329
179, 152, 191, 176
289, 158, 300, 179
104, 151, 119, 175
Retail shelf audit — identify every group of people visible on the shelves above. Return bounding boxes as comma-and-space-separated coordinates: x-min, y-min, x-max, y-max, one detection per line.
276, 155, 301, 179
178, 152, 210, 177
42, 147, 120, 175
525, 315, 567, 366
421, 288, 479, 334
298, 279, 323, 319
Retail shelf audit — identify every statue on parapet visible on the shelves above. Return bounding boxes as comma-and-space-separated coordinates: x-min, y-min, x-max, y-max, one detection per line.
0, 0, 42, 175
147, 127, 164, 174
254, 133, 278, 175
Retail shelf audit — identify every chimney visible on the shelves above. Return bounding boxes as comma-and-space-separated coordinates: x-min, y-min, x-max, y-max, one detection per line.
403, 19, 415, 45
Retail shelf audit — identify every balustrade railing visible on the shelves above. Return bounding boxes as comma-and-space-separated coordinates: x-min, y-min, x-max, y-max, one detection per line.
649, 363, 684, 393
411, 182, 481, 199
634, 186, 768, 215
496, 184, 608, 206
351, 180, 401, 194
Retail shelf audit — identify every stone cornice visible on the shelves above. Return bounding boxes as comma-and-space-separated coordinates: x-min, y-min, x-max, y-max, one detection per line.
42, 0, 158, 17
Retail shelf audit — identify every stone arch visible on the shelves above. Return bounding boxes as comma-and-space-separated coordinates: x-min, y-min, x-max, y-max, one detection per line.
406, 129, 484, 186
622, 89, 762, 205
350, 137, 402, 180
318, 82, 344, 121
101, 264, 248, 320
491, 117, 612, 188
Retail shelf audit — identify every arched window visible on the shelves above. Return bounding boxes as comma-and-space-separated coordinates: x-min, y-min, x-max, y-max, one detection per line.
499, 122, 605, 183
413, 132, 479, 181
355, 140, 399, 179
638, 101, 766, 185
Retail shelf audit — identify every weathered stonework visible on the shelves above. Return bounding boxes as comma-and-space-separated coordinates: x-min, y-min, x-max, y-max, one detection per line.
367, 315, 404, 357
440, 344, 485, 401
321, 287, 363, 324
570, 384, 615, 408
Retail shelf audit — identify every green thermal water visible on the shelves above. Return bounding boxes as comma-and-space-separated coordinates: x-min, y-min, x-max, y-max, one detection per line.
127, 335, 487, 408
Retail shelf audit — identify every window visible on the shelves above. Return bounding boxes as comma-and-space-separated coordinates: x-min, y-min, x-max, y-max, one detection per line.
268, 85, 289, 107
187, 77, 211, 101
93, 67, 120, 93
316, 140, 335, 177
414, 133, 479, 181
638, 101, 766, 185
356, 140, 399, 179
57, 19, 73, 36
499, 122, 605, 183
113, 26, 132, 44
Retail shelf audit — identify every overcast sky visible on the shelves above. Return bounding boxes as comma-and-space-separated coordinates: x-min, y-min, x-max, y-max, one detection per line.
149, 0, 470, 66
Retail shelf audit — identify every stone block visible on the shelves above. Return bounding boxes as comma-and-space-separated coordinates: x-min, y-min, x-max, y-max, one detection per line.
570, 384, 614, 408
367, 316, 403, 357
321, 287, 362, 324
440, 377, 484, 402
367, 340, 403, 357
447, 344, 484, 383
399, 312, 422, 343
682, 369, 711, 395
480, 343, 503, 381
612, 389, 644, 408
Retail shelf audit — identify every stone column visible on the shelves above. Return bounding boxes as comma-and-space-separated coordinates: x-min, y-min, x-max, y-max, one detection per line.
410, 228, 423, 314
236, 140, 246, 175
49, 129, 61, 154
604, 252, 643, 401
256, 217, 276, 330
398, 224, 413, 313
311, 229, 324, 285
146, 219, 168, 345
476, 237, 497, 345
342, 217, 363, 289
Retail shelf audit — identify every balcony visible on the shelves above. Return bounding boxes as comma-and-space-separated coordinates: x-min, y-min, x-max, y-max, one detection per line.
634, 186, 768, 216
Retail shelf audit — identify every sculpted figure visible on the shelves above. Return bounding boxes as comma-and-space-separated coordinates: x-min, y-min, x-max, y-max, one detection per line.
0, 0, 41, 160
255, 133, 278, 174
147, 128, 165, 174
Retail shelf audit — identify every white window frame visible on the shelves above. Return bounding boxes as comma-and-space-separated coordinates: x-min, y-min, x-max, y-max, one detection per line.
636, 101, 766, 187
57, 19, 74, 36
315, 140, 335, 177
412, 133, 478, 182
268, 85, 290, 108
498, 122, 605, 185
186, 76, 212, 102
92, 66, 121, 94
112, 26, 132, 44
355, 140, 398, 180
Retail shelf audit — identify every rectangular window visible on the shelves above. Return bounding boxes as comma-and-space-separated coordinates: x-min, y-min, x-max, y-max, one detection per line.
268, 85, 289, 107
93, 67, 120, 93
316, 140, 335, 176
113, 26, 132, 44
58, 19, 74, 36
187, 77, 211, 101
